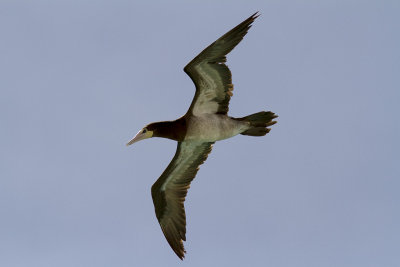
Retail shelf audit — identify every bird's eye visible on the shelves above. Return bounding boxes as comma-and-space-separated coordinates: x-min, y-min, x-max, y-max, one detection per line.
142, 129, 147, 133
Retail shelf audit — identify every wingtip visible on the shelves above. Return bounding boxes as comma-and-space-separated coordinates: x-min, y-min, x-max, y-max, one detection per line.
244, 12, 260, 30
174, 247, 186, 260
251, 11, 261, 20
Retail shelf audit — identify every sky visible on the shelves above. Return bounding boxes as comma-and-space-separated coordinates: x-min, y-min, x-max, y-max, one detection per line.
1, 1, 399, 266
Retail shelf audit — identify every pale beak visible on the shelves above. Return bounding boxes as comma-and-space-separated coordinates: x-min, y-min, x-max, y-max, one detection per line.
126, 131, 146, 146
126, 130, 152, 146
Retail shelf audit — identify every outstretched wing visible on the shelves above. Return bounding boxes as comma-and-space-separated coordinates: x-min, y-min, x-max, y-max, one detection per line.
184, 12, 259, 116
151, 141, 214, 259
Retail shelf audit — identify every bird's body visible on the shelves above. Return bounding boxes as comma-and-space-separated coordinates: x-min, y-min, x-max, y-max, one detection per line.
185, 114, 250, 142
126, 12, 278, 259
145, 114, 249, 143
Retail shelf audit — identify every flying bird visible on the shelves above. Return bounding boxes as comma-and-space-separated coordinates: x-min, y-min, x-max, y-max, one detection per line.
126, 12, 277, 259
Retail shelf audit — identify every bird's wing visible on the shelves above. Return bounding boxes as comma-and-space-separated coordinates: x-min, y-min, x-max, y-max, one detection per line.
184, 12, 259, 116
151, 141, 214, 259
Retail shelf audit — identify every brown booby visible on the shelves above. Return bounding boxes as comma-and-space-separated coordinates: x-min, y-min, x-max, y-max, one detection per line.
126, 12, 277, 259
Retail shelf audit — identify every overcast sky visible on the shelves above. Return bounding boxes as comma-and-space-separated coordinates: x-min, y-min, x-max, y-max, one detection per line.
1, 1, 399, 267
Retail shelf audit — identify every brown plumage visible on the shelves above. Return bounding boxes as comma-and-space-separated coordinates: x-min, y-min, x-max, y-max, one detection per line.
126, 12, 278, 260
151, 142, 214, 258
185, 13, 259, 116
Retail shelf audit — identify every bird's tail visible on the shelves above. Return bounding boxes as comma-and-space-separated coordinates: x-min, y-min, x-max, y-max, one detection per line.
239, 111, 278, 136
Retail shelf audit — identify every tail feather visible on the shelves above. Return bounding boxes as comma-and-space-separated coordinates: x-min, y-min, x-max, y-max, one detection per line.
239, 111, 278, 136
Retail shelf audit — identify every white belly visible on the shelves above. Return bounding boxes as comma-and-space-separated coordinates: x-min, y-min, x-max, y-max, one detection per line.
184, 115, 249, 142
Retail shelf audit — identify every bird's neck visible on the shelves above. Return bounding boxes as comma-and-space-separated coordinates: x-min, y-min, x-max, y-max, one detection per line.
150, 117, 187, 141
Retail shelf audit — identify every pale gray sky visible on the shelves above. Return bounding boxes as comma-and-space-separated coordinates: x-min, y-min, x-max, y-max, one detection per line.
1, 1, 399, 266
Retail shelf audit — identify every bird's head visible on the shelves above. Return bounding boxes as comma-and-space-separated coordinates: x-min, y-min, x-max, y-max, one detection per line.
126, 124, 154, 146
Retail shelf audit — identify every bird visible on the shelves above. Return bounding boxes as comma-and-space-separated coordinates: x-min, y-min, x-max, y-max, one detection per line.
126, 12, 277, 259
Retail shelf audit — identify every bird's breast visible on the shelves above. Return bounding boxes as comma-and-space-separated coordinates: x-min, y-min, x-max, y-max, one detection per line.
184, 114, 249, 142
